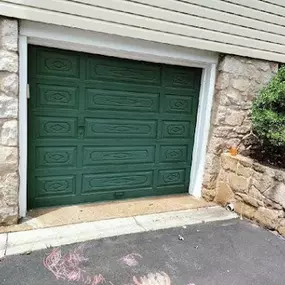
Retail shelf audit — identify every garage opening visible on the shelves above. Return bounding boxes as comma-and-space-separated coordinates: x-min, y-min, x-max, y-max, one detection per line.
27, 45, 202, 209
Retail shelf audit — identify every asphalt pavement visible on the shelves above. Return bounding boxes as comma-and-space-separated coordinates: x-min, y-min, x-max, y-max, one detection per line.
0, 219, 285, 285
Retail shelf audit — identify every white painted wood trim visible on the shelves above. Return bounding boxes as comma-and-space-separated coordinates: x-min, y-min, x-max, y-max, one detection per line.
19, 21, 218, 215
189, 64, 216, 197
19, 35, 28, 218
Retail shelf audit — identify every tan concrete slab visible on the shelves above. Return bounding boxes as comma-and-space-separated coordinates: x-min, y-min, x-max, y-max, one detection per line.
0, 195, 214, 234
0, 233, 7, 259
5, 206, 237, 257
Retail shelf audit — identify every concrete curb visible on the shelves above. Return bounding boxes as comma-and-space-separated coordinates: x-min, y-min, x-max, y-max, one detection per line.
0, 206, 237, 257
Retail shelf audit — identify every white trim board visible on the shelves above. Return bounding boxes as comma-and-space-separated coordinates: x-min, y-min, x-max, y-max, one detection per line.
19, 21, 218, 217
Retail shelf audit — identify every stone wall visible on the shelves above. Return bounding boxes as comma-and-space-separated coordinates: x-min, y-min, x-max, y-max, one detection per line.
202, 55, 278, 201
0, 17, 19, 225
216, 153, 285, 236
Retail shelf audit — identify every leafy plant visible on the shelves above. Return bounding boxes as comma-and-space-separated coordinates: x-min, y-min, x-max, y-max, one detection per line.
252, 67, 285, 147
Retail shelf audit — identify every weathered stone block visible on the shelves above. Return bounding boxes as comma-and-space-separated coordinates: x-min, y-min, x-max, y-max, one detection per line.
0, 50, 18, 73
252, 171, 275, 193
205, 154, 220, 174
252, 162, 266, 173
264, 183, 285, 209
277, 226, 285, 237
213, 126, 233, 138
275, 169, 285, 183
221, 154, 238, 172
234, 201, 256, 219
0, 18, 18, 51
224, 88, 242, 105
218, 56, 244, 75
0, 94, 18, 118
236, 193, 261, 208
224, 110, 245, 126
229, 173, 249, 192
202, 188, 216, 202
254, 207, 283, 230
1, 119, 18, 146
215, 72, 230, 90
236, 163, 253, 178
1, 172, 19, 205
0, 73, 18, 96
203, 172, 218, 190
207, 137, 225, 155
214, 181, 234, 206
0, 146, 18, 173
0, 172, 19, 225
279, 218, 285, 227
238, 156, 253, 168
233, 125, 251, 135
214, 106, 227, 125
248, 186, 265, 206
254, 61, 270, 72
231, 78, 250, 92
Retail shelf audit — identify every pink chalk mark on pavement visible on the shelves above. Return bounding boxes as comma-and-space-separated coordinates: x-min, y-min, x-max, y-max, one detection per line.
133, 272, 171, 285
119, 253, 143, 267
133, 272, 195, 285
43, 246, 105, 285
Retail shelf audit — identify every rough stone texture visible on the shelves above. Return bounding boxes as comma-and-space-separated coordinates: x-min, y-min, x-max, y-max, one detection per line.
202, 54, 278, 201
214, 153, 285, 236
0, 17, 19, 226
214, 181, 234, 206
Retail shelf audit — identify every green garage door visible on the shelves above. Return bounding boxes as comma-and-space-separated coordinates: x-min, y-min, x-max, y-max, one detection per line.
28, 46, 202, 209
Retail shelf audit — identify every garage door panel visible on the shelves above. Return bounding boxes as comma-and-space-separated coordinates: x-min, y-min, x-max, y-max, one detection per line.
163, 67, 201, 90
36, 116, 78, 139
158, 169, 186, 187
36, 84, 79, 110
159, 145, 188, 163
163, 94, 194, 114
83, 146, 155, 165
85, 89, 160, 113
84, 79, 162, 91
161, 121, 192, 138
85, 118, 157, 138
87, 57, 161, 85
35, 48, 81, 79
82, 171, 154, 193
35, 175, 76, 197
35, 146, 77, 168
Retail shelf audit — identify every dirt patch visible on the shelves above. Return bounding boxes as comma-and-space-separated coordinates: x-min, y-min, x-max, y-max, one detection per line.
248, 143, 285, 169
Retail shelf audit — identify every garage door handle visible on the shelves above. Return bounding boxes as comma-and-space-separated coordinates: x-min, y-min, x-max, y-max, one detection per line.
114, 192, 125, 199
78, 126, 85, 139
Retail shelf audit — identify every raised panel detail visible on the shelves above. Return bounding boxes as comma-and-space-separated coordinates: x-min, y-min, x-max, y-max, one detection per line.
83, 146, 155, 165
159, 145, 188, 163
85, 119, 157, 138
82, 171, 153, 193
158, 169, 186, 186
87, 58, 160, 84
36, 175, 75, 196
37, 84, 78, 109
162, 121, 191, 138
37, 50, 80, 78
164, 68, 197, 89
86, 89, 159, 112
36, 147, 76, 168
164, 95, 193, 114
38, 117, 77, 138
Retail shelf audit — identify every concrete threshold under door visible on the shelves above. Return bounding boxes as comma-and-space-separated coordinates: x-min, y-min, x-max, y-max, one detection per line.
0, 195, 214, 233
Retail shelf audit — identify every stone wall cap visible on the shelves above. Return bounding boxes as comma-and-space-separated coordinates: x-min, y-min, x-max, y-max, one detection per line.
221, 153, 254, 164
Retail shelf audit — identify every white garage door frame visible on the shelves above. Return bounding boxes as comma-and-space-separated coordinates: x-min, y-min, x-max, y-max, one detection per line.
19, 21, 218, 217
